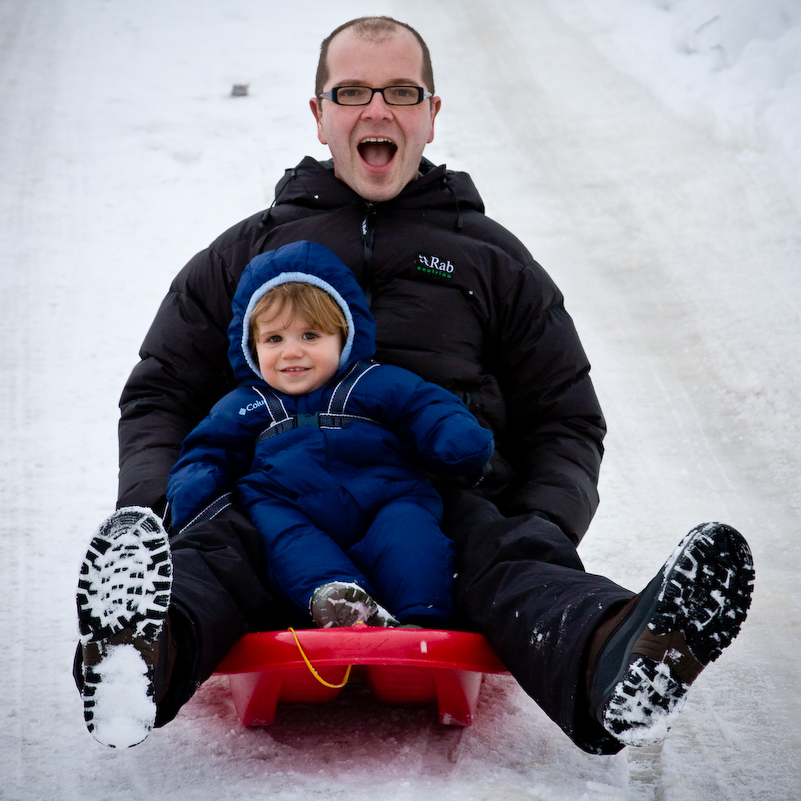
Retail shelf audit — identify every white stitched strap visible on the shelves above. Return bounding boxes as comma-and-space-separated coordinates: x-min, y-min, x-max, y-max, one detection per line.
252, 385, 290, 423
326, 360, 379, 415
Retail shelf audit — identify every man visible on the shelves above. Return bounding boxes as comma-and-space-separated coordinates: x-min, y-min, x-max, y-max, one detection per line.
74, 17, 754, 753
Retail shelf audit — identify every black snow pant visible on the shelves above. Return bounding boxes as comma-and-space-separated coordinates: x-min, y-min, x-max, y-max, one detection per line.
161, 491, 634, 754
77, 493, 633, 754
443, 491, 632, 754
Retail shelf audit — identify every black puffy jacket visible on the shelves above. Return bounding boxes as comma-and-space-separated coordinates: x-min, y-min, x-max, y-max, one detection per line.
119, 157, 605, 544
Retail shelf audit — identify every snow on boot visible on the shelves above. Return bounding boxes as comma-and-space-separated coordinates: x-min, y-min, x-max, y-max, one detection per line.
587, 522, 755, 747
310, 581, 400, 628
76, 507, 172, 748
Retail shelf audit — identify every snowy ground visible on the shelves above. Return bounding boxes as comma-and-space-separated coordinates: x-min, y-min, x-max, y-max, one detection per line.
2, 1, 800, 799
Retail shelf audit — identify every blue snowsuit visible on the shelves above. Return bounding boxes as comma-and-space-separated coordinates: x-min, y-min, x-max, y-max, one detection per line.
166, 241, 494, 625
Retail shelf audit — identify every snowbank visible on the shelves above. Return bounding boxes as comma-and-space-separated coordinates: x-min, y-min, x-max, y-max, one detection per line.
556, 0, 801, 211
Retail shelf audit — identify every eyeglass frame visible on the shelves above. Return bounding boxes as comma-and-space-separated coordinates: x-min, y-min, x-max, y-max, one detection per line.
317, 85, 433, 107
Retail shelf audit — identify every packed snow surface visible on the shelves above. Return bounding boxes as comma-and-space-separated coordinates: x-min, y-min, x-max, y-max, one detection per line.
2, 1, 800, 799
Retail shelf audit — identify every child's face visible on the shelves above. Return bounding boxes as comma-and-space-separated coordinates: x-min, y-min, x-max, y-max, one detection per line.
253, 306, 343, 395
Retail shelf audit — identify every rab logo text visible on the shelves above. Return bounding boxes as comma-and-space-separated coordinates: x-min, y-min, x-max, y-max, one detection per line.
416, 253, 454, 278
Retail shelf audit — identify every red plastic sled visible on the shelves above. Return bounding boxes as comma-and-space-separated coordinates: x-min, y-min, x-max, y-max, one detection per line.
214, 628, 508, 727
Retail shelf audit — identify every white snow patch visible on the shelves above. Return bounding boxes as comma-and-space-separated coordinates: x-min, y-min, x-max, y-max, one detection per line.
553, 0, 801, 213
91, 645, 155, 749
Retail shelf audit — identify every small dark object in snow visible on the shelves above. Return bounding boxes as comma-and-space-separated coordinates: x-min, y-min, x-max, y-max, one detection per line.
231, 84, 249, 97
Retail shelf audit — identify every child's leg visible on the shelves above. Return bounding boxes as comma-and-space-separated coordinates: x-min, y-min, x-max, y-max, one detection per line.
248, 498, 375, 617
348, 494, 454, 627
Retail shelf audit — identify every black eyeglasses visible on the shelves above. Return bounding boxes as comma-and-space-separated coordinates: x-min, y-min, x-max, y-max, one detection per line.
318, 85, 433, 106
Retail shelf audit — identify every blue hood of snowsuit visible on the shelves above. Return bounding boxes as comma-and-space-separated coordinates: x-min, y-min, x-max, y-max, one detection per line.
227, 240, 376, 387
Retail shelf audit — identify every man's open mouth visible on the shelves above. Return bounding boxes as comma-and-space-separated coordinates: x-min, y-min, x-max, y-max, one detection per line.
358, 137, 397, 168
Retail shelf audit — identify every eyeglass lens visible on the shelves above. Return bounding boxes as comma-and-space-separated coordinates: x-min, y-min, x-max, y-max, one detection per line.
334, 86, 424, 106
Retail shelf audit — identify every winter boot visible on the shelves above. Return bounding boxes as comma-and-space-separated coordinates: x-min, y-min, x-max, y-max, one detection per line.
310, 581, 400, 628
76, 507, 173, 748
587, 522, 754, 747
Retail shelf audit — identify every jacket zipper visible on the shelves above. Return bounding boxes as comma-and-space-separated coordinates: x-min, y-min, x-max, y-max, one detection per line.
361, 202, 377, 307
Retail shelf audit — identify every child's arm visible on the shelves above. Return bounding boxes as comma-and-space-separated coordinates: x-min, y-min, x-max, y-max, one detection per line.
166, 390, 257, 530
354, 365, 494, 477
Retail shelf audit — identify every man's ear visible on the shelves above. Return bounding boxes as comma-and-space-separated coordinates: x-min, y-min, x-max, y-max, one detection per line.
309, 98, 327, 145
427, 96, 442, 144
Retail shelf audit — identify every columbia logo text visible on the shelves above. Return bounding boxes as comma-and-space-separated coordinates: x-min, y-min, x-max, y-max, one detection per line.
239, 399, 266, 416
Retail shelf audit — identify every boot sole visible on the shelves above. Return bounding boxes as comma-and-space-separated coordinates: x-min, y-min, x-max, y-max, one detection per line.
600, 522, 754, 746
76, 507, 172, 746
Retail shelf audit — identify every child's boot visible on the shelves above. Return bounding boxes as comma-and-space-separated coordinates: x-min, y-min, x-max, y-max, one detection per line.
310, 581, 400, 628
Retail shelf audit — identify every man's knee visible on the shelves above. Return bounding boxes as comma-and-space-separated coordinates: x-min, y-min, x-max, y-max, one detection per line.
442, 490, 585, 572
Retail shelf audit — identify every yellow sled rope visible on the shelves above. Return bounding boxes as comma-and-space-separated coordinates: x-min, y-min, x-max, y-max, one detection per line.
288, 627, 353, 689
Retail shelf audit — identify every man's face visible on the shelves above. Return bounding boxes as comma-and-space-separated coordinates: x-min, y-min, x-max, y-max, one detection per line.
310, 28, 441, 203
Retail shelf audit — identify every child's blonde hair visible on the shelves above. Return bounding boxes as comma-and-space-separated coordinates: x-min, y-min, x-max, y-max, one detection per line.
249, 281, 347, 346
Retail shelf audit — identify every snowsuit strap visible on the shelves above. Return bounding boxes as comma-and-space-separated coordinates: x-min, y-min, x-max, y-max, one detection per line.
326, 359, 379, 414
256, 360, 380, 443
255, 386, 292, 424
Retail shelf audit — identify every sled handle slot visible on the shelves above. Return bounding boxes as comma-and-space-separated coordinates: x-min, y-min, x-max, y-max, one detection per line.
288, 627, 352, 689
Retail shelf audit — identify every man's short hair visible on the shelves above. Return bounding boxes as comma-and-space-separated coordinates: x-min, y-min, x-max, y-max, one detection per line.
315, 17, 435, 97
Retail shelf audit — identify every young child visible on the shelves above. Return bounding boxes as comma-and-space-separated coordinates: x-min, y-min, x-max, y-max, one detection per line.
166, 240, 494, 628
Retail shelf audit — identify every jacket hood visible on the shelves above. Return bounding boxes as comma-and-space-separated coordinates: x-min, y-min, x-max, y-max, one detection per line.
228, 240, 376, 385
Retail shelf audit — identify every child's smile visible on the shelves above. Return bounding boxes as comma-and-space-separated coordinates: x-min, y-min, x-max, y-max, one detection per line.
254, 310, 343, 395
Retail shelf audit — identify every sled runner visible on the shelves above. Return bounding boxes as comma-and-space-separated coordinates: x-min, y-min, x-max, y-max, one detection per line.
214, 628, 508, 727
